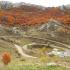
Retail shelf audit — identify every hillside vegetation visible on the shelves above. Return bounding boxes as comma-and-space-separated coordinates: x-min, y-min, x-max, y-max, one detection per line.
0, 1, 70, 25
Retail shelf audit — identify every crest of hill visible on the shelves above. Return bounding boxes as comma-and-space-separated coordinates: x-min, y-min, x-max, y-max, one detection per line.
0, 1, 70, 25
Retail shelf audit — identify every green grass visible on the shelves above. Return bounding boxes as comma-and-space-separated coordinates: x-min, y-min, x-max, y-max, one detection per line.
1, 59, 69, 70
3, 64, 69, 70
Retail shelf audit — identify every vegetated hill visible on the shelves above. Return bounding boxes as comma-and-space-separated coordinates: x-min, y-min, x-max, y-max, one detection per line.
37, 19, 70, 44
0, 1, 70, 26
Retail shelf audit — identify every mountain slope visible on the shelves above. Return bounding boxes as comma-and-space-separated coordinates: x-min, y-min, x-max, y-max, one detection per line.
0, 1, 70, 25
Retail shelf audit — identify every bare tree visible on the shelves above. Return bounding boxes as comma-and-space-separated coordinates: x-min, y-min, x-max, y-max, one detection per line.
0, 1, 13, 9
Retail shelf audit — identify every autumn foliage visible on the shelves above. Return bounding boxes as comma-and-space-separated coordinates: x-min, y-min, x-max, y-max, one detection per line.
2, 52, 11, 65
0, 7, 70, 25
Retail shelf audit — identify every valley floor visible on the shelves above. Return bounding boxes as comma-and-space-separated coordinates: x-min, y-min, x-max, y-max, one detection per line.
0, 24, 70, 70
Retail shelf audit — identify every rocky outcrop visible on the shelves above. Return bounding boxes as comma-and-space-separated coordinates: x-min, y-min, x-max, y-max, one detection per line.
38, 19, 63, 31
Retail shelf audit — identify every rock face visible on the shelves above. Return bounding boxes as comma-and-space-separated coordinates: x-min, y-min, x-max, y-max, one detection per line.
38, 19, 62, 32
38, 19, 70, 44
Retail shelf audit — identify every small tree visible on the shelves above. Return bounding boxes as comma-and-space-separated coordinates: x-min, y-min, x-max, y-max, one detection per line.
2, 52, 11, 65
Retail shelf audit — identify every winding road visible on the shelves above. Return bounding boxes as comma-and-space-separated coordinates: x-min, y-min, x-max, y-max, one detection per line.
23, 35, 70, 49
14, 44, 37, 58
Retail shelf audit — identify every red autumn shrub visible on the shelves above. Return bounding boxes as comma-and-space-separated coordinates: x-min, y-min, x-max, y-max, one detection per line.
2, 52, 11, 65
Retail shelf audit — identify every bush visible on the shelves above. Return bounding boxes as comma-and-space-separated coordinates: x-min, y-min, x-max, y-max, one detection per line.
2, 52, 11, 65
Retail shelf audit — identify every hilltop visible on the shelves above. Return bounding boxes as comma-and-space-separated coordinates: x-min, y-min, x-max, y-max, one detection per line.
0, 1, 70, 26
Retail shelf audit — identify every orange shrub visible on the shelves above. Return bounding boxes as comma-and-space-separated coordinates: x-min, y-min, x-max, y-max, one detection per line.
2, 52, 11, 65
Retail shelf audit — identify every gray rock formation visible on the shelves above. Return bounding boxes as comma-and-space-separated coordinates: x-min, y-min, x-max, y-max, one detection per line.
38, 19, 62, 32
